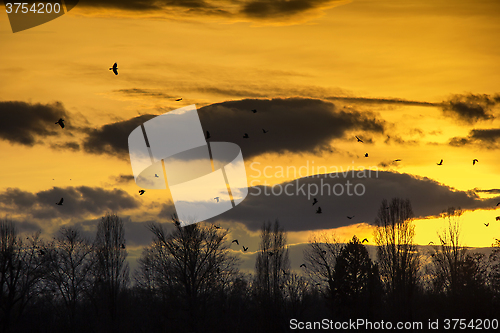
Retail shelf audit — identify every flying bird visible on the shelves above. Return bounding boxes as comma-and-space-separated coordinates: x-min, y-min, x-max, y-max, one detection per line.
473, 159, 479, 165
300, 264, 306, 268
155, 174, 159, 178
312, 198, 318, 205
252, 109, 257, 113
393, 159, 401, 162
437, 159, 443, 166
242, 246, 248, 252
175, 98, 182, 101
109, 62, 118, 75
347, 215, 354, 219
55, 118, 65, 128
316, 207, 322, 214
243, 133, 249, 138
206, 131, 211, 139
362, 238, 368, 243
139, 190, 145, 195
428, 241, 434, 245
231, 239, 239, 245
496, 202, 500, 206
355, 136, 363, 143
55, 198, 63, 206
485, 223, 489, 227
364, 153, 368, 157
262, 129, 268, 133
214, 197, 219, 202
496, 216, 500, 221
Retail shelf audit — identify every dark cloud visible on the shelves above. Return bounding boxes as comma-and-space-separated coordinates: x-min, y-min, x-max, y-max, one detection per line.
115, 89, 177, 99
82, 114, 155, 157
78, 0, 211, 11
80, 98, 385, 159
50, 141, 81, 151
384, 134, 419, 146
240, 0, 342, 18
0, 186, 139, 220
475, 188, 500, 194
198, 98, 385, 159
0, 101, 70, 146
78, 0, 343, 20
442, 94, 499, 124
449, 128, 500, 149
209, 171, 496, 232
113, 174, 135, 184
326, 96, 439, 107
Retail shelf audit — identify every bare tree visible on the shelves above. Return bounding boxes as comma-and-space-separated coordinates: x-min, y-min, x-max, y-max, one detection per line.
303, 232, 343, 304
138, 217, 239, 331
45, 227, 94, 329
429, 207, 468, 296
0, 219, 45, 333
92, 213, 129, 324
253, 220, 290, 331
489, 238, 500, 294
374, 198, 420, 319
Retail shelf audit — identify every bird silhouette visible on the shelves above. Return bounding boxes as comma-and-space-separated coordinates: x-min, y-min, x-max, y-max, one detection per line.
206, 131, 211, 139
497, 202, 500, 206
355, 136, 363, 143
496, 216, 500, 221
262, 129, 268, 133
55, 198, 63, 206
155, 174, 159, 178
485, 223, 489, 227
55, 118, 65, 128
300, 264, 306, 268
109, 62, 118, 75
252, 109, 257, 113
232, 239, 239, 245
394, 159, 401, 162
437, 159, 443, 166
362, 238, 368, 243
175, 98, 182, 101
243, 133, 249, 138
347, 215, 354, 219
316, 207, 322, 214
121, 244, 125, 249
364, 153, 369, 157
139, 190, 145, 195
473, 159, 479, 165
243, 246, 248, 252
312, 198, 318, 205
428, 241, 434, 245
214, 197, 219, 202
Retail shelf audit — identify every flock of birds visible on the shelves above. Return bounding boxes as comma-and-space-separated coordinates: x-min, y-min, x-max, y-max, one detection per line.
50, 63, 498, 269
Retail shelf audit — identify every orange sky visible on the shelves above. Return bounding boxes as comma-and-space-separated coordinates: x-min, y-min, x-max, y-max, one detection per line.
1, 0, 500, 270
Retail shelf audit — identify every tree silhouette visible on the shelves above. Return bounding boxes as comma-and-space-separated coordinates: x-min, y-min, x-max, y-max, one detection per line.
45, 227, 94, 330
0, 219, 45, 333
138, 219, 239, 332
303, 232, 342, 312
374, 198, 420, 320
254, 220, 290, 332
92, 213, 129, 328
334, 235, 380, 319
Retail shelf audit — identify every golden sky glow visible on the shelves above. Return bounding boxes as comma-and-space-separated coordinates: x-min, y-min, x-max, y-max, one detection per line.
1, 0, 500, 271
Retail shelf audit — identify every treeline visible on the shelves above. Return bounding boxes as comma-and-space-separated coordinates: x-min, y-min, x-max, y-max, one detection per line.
1, 199, 500, 333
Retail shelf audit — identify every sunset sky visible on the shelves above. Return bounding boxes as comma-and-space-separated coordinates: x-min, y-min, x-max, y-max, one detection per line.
1, 0, 500, 272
